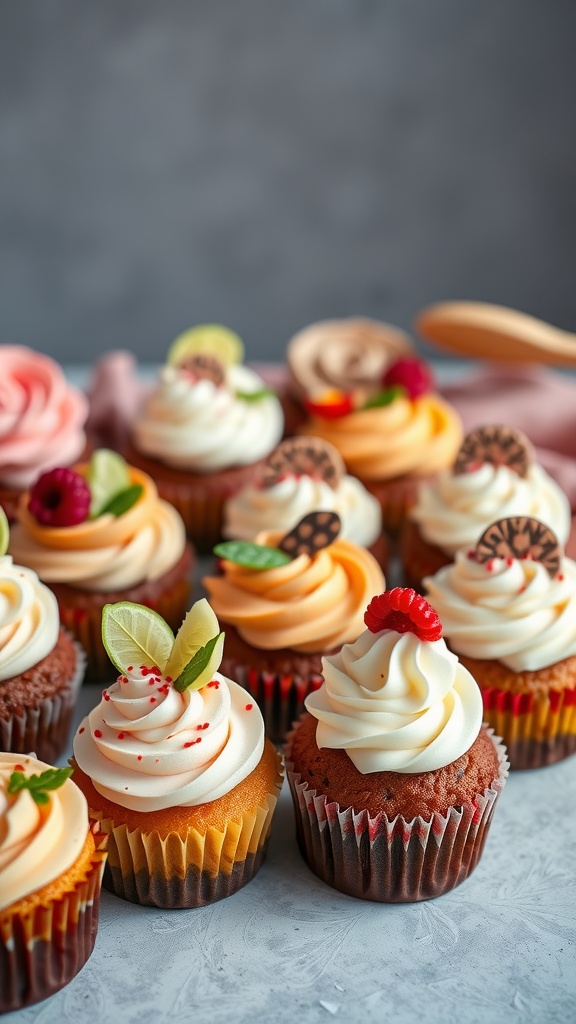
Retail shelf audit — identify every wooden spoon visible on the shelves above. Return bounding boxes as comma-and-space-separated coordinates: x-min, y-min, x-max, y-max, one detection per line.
415, 302, 576, 365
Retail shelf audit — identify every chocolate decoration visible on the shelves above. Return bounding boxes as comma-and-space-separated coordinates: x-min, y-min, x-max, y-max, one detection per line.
475, 516, 561, 577
279, 511, 341, 558
454, 425, 533, 478
178, 353, 225, 386
262, 437, 345, 490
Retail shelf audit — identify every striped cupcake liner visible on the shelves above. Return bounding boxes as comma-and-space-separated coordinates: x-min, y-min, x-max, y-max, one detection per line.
481, 684, 576, 770
0, 636, 86, 763
0, 829, 107, 1013
222, 660, 324, 745
284, 726, 508, 903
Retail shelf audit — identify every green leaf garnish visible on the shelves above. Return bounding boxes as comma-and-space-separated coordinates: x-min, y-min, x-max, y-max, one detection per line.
235, 388, 275, 402
8, 767, 73, 805
214, 540, 292, 569
102, 601, 175, 675
362, 385, 406, 410
0, 506, 9, 557
173, 632, 225, 692
99, 484, 143, 517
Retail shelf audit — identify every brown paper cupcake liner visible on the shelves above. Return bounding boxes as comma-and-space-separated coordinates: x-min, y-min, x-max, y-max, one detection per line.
224, 661, 324, 744
87, 764, 283, 908
362, 476, 425, 536
0, 830, 107, 1013
284, 728, 508, 903
481, 684, 576, 769
0, 636, 86, 763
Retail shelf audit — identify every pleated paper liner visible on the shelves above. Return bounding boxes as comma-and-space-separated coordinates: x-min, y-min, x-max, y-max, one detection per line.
223, 659, 324, 745
53, 544, 194, 681
0, 635, 86, 763
0, 828, 107, 1013
82, 754, 283, 909
481, 684, 576, 769
284, 727, 508, 903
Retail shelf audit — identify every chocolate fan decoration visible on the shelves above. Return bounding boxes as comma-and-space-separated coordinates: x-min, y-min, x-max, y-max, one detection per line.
262, 436, 345, 490
279, 511, 341, 558
475, 516, 561, 577
179, 353, 225, 386
454, 425, 533, 478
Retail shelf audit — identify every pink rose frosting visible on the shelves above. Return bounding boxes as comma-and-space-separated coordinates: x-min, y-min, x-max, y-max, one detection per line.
0, 346, 88, 489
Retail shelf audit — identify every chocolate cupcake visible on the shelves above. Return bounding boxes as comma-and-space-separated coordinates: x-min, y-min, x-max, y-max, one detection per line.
285, 587, 508, 902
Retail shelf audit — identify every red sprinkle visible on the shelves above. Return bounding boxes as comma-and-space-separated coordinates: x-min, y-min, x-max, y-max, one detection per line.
15, 764, 24, 771
137, 755, 143, 761
183, 738, 202, 748
117, 732, 125, 740
150, 697, 156, 703
506, 557, 514, 566
149, 679, 156, 686
120, 676, 128, 684
487, 559, 495, 572
151, 666, 160, 674
94, 729, 103, 738
165, 676, 173, 683
155, 758, 159, 763
558, 573, 565, 581
245, 704, 253, 711
207, 680, 220, 689
467, 549, 476, 560
127, 666, 133, 672
103, 692, 110, 701
78, 727, 85, 734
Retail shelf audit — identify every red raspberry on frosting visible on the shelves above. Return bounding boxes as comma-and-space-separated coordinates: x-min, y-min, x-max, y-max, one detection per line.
28, 467, 91, 527
382, 357, 434, 398
364, 587, 443, 641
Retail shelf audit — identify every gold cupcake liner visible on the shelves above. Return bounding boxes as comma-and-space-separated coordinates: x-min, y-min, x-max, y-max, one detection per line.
284, 727, 508, 903
0, 636, 86, 763
481, 684, 576, 769
224, 661, 324, 745
87, 761, 283, 908
0, 830, 107, 1013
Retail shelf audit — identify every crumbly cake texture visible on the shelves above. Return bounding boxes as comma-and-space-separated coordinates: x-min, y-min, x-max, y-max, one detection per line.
457, 652, 576, 696
0, 628, 77, 719
289, 713, 500, 821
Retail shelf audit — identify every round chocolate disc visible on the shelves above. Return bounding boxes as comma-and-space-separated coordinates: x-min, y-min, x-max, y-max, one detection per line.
475, 516, 561, 577
178, 353, 225, 386
279, 510, 342, 558
454, 424, 533, 477
262, 437, 345, 490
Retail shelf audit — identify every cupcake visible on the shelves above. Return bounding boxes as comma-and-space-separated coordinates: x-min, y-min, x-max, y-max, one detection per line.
205, 511, 385, 741
424, 516, 576, 769
223, 436, 388, 569
125, 325, 284, 551
0, 752, 107, 1012
402, 425, 571, 590
283, 317, 413, 435
285, 587, 508, 902
9, 449, 193, 680
0, 508, 85, 762
72, 598, 282, 908
298, 355, 463, 533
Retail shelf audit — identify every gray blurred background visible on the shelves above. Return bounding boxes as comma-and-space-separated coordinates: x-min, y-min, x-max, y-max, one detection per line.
1, 0, 575, 364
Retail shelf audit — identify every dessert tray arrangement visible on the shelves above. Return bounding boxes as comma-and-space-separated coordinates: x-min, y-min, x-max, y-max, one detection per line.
1, 305, 576, 1023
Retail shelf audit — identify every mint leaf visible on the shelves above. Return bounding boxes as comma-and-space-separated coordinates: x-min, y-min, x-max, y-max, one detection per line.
235, 388, 275, 402
173, 632, 224, 692
362, 385, 406, 410
8, 766, 73, 805
99, 484, 143, 517
214, 540, 292, 569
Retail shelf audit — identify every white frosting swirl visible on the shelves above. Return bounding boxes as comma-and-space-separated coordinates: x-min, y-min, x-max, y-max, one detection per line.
411, 463, 571, 556
424, 551, 576, 671
133, 364, 284, 472
223, 473, 382, 547
73, 667, 265, 811
0, 555, 59, 681
0, 752, 88, 910
305, 628, 482, 774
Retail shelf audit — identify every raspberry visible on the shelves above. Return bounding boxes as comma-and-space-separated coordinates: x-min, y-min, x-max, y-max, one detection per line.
364, 588, 443, 641
304, 390, 355, 419
28, 467, 91, 527
382, 357, 434, 399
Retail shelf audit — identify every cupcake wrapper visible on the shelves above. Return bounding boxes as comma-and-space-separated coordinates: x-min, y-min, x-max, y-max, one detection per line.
225, 661, 324, 745
0, 636, 86, 763
88, 770, 282, 909
284, 728, 508, 903
481, 685, 576, 770
0, 830, 107, 1013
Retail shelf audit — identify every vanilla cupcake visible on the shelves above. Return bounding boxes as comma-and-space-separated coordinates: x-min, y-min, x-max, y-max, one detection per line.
126, 325, 284, 551
72, 598, 282, 908
402, 425, 571, 589
0, 752, 107, 1012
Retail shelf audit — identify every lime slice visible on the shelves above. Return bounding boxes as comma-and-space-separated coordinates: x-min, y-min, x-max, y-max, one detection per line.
172, 632, 225, 692
88, 449, 131, 519
0, 506, 9, 557
167, 325, 244, 368
102, 602, 175, 675
165, 598, 220, 680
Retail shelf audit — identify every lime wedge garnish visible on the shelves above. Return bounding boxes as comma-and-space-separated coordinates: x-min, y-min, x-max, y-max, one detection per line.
0, 506, 9, 557
167, 325, 244, 368
102, 602, 175, 675
165, 598, 221, 680
88, 449, 131, 519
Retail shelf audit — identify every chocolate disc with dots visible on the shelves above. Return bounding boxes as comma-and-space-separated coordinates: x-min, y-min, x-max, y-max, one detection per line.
279, 511, 341, 558
454, 424, 533, 478
262, 436, 345, 490
475, 516, 561, 577
178, 353, 225, 386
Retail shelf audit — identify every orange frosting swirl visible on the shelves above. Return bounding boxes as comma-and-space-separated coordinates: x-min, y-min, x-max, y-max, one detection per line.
301, 394, 463, 481
204, 530, 385, 653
